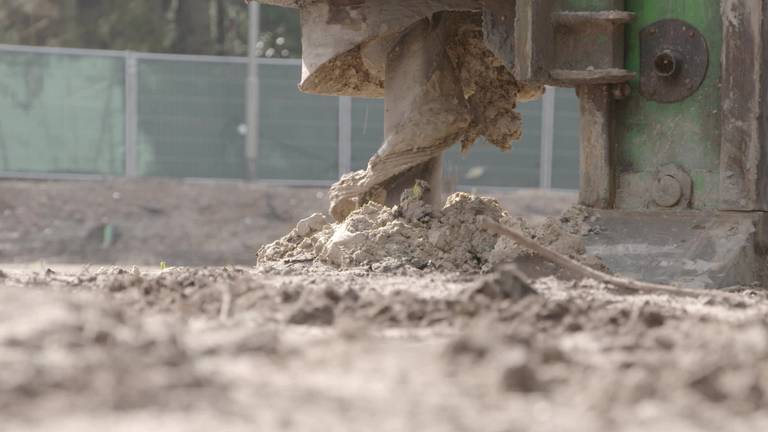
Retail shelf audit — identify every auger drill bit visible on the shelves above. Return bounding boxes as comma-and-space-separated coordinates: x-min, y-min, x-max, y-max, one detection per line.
329, 14, 470, 221
252, 1, 541, 222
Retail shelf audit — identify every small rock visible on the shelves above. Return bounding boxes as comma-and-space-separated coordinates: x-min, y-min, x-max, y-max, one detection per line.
640, 308, 666, 328
654, 334, 675, 350
445, 334, 490, 362
287, 294, 336, 326
538, 300, 570, 322
296, 213, 327, 237
466, 265, 536, 301
690, 370, 728, 403
501, 361, 542, 393
106, 274, 143, 293
278, 285, 302, 303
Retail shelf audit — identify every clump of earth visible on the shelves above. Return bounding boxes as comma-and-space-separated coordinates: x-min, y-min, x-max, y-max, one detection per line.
258, 182, 597, 272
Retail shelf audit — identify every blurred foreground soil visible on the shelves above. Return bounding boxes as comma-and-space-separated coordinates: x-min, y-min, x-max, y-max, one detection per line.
2, 264, 767, 432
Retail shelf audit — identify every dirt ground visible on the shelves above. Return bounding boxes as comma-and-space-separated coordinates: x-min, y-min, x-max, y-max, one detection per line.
0, 179, 574, 266
0, 179, 330, 266
2, 179, 768, 431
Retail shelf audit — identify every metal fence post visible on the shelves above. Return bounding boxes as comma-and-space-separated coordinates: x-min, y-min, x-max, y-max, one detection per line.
338, 96, 352, 176
539, 85, 556, 189
124, 52, 138, 177
246, 2, 261, 180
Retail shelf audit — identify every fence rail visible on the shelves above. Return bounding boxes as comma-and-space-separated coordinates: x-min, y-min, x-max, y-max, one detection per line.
0, 43, 581, 190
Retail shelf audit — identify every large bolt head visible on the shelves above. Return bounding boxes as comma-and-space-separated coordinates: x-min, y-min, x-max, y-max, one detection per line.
653, 174, 683, 207
653, 50, 682, 78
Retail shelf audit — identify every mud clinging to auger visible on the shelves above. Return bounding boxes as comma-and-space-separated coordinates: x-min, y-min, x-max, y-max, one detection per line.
326, 11, 541, 222
255, 1, 543, 223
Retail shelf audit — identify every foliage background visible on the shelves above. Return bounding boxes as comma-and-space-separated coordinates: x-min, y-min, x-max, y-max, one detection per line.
0, 0, 301, 57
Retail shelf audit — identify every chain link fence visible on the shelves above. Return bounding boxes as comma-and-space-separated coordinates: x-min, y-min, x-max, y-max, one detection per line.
0, 43, 581, 189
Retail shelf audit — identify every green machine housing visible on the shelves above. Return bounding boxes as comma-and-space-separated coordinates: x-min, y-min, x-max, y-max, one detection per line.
485, 0, 768, 288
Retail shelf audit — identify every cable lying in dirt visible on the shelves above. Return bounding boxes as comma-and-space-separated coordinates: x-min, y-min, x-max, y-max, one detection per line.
480, 218, 750, 301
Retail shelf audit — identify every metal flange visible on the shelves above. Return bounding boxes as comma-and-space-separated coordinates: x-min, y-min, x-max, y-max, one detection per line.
640, 19, 709, 103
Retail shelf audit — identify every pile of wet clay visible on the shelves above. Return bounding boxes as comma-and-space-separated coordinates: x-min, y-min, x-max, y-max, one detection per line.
258, 182, 596, 272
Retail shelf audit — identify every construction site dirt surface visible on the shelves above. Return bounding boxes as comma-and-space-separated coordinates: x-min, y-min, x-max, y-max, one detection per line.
2, 180, 768, 431
0, 179, 572, 266
3, 263, 768, 432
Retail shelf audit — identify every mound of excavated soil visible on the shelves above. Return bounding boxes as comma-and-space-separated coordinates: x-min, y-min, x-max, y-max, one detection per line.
258, 182, 595, 272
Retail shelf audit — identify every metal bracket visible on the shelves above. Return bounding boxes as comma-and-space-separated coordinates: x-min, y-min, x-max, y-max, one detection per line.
640, 19, 709, 103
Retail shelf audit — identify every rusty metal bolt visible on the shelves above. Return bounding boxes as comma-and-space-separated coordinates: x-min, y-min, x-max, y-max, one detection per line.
652, 164, 693, 208
653, 175, 683, 207
611, 83, 632, 100
654, 50, 682, 78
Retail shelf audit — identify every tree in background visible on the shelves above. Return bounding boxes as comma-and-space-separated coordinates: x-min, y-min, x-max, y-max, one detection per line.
0, 0, 69, 47
0, 0, 300, 57
254, 5, 301, 58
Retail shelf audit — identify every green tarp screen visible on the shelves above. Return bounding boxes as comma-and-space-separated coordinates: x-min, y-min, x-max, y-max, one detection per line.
552, 88, 580, 189
351, 97, 385, 171
0, 48, 581, 189
256, 63, 339, 181
136, 58, 248, 179
0, 51, 125, 175
136, 60, 338, 181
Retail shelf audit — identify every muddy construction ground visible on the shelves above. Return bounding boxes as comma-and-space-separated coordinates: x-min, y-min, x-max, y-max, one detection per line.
2, 179, 768, 431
